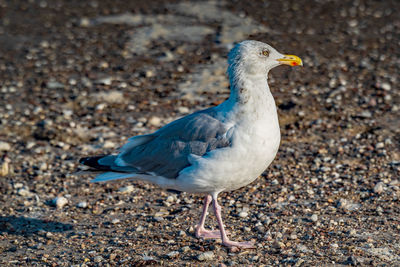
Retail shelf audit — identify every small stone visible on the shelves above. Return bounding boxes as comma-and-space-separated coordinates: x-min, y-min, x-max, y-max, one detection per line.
359, 111, 372, 118
311, 214, 318, 222
103, 140, 116, 149
166, 195, 176, 203
178, 230, 186, 236
256, 225, 266, 234
111, 219, 120, 224
263, 216, 272, 226
348, 19, 358, 27
80, 17, 91, 27
289, 234, 298, 240
381, 82, 391, 90
47, 81, 64, 89
0, 157, 10, 176
96, 103, 107, 111
52, 196, 68, 209
39, 162, 47, 171
14, 183, 24, 189
17, 187, 32, 197
93, 90, 123, 103
96, 77, 113, 86
46, 232, 53, 238
238, 211, 248, 218
0, 141, 11, 151
136, 225, 144, 232
337, 198, 360, 211
109, 253, 117, 261
178, 106, 189, 113
145, 70, 154, 77
167, 251, 179, 258
93, 256, 103, 263
180, 246, 190, 253
197, 251, 214, 261
375, 142, 384, 149
272, 241, 285, 249
77, 201, 88, 208
119, 185, 134, 193
297, 244, 311, 253
373, 182, 385, 194
148, 116, 162, 127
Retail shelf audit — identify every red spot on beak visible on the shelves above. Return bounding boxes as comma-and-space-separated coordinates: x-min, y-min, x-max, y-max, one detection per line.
291, 62, 297, 66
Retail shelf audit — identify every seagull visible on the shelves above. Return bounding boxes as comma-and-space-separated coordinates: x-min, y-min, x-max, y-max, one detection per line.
80, 40, 302, 249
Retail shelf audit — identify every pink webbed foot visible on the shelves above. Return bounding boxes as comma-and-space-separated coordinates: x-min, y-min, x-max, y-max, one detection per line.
222, 240, 255, 249
195, 225, 230, 239
195, 226, 222, 239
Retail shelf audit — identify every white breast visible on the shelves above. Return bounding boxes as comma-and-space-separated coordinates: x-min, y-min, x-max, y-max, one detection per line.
176, 88, 281, 194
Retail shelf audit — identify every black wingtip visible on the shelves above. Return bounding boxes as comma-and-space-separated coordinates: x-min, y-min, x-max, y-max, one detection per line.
79, 155, 111, 171
79, 157, 89, 165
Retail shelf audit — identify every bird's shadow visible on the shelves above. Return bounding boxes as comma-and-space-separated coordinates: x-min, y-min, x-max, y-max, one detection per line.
0, 215, 73, 236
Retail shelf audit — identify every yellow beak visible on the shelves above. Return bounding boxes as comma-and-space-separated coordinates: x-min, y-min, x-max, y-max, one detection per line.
277, 54, 303, 66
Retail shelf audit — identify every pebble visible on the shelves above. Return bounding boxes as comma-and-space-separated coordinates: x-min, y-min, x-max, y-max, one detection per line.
0, 141, 11, 151
359, 111, 372, 118
103, 140, 116, 149
381, 82, 391, 90
238, 211, 248, 218
52, 196, 68, 209
77, 201, 88, 208
310, 214, 318, 222
111, 219, 120, 224
178, 106, 189, 113
80, 17, 91, 27
349, 229, 357, 236
47, 81, 64, 89
148, 116, 162, 127
180, 246, 190, 253
136, 225, 144, 232
93, 256, 103, 263
375, 142, 384, 149
167, 251, 179, 258
93, 90, 123, 103
17, 187, 32, 197
373, 182, 385, 194
39, 162, 47, 171
166, 195, 176, 203
297, 244, 311, 253
197, 251, 214, 261
119, 185, 135, 193
178, 230, 186, 236
337, 198, 360, 211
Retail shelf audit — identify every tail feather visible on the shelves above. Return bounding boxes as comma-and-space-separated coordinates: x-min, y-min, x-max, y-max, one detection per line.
80, 155, 137, 172
91, 172, 137, 182
79, 155, 112, 171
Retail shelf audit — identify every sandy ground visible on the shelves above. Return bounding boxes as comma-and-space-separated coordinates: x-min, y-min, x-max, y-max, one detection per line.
0, 0, 399, 266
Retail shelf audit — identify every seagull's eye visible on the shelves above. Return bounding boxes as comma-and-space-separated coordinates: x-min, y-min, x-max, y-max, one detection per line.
261, 49, 270, 57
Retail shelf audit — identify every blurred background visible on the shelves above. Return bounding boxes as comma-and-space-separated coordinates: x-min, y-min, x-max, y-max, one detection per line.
0, 0, 399, 265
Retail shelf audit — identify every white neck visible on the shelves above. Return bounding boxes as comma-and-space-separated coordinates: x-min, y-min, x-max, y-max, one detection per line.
220, 70, 278, 122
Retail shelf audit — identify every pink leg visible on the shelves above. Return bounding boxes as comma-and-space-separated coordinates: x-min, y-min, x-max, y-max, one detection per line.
195, 195, 223, 239
212, 194, 255, 249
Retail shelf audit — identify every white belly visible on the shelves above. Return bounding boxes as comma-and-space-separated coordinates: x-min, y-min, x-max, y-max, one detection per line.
176, 117, 281, 194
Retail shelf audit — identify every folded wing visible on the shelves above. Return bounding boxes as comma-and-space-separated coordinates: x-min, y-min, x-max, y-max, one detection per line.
80, 108, 234, 180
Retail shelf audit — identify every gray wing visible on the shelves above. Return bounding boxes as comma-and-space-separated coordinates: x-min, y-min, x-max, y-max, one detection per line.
117, 108, 233, 179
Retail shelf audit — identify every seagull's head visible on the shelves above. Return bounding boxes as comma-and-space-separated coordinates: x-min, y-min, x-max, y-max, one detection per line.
228, 40, 302, 77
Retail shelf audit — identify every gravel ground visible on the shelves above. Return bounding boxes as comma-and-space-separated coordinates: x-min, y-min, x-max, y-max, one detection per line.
1, 0, 399, 266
